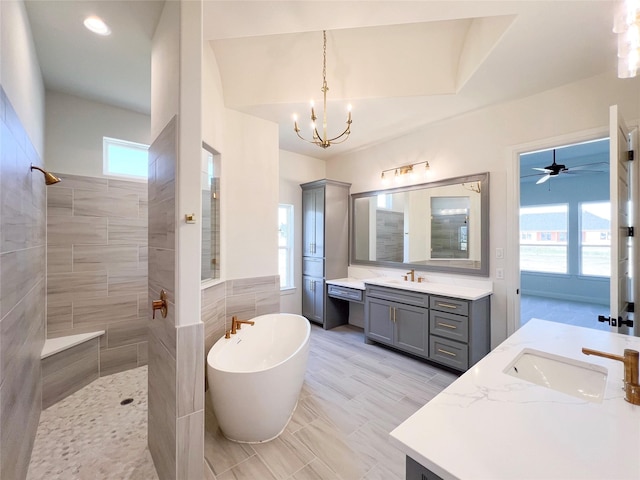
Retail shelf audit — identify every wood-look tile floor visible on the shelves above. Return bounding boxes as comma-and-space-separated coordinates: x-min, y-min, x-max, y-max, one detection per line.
205, 325, 458, 480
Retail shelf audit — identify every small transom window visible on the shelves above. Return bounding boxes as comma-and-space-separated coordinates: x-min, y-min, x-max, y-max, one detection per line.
103, 136, 149, 180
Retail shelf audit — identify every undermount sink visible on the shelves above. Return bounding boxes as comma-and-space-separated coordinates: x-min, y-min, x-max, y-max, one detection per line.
504, 348, 608, 403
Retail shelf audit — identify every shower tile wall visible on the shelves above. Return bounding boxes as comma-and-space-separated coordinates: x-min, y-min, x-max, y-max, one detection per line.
376, 210, 404, 262
147, 116, 204, 480
46, 173, 148, 375
0, 87, 46, 479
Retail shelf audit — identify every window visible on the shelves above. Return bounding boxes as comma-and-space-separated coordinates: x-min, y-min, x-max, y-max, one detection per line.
580, 202, 610, 277
278, 204, 294, 289
520, 205, 568, 273
103, 137, 149, 180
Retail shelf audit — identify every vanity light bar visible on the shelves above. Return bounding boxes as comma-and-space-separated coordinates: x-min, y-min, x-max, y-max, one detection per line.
381, 161, 430, 183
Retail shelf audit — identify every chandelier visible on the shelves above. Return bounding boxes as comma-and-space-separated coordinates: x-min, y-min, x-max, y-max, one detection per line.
293, 31, 352, 149
615, 0, 640, 78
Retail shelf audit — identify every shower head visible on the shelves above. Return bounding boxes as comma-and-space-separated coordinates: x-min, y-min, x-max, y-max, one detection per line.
30, 164, 61, 185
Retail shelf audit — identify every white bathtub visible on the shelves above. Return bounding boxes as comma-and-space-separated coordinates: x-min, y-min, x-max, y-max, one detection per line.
206, 313, 310, 443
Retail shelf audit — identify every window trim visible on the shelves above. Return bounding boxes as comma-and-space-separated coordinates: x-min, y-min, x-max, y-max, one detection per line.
278, 204, 295, 290
103, 136, 149, 182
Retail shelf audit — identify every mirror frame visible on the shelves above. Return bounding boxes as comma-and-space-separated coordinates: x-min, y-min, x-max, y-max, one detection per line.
350, 172, 490, 277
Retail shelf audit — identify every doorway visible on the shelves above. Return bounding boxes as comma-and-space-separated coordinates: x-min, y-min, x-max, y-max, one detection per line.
518, 138, 611, 330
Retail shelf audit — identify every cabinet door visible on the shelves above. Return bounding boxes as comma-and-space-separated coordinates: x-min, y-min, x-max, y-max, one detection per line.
302, 187, 325, 258
312, 187, 324, 257
366, 298, 394, 345
302, 275, 324, 324
394, 304, 428, 357
302, 189, 316, 257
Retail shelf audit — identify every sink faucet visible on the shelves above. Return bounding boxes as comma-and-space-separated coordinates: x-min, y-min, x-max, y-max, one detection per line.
230, 316, 255, 335
582, 347, 640, 405
405, 269, 415, 282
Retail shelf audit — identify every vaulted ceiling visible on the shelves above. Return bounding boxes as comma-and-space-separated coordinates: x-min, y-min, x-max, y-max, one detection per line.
25, 1, 618, 159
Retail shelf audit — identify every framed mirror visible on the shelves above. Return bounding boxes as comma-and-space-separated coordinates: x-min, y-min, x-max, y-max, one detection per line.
351, 172, 489, 276
201, 142, 221, 282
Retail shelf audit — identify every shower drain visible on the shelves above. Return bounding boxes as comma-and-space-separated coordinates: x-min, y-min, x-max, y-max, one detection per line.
120, 398, 134, 406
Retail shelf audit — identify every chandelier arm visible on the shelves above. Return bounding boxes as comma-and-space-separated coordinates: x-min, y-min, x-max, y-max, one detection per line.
295, 130, 323, 146
326, 125, 352, 143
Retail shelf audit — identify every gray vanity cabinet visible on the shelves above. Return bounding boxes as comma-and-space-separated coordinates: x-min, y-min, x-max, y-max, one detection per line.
365, 284, 491, 371
429, 295, 490, 370
365, 286, 429, 357
300, 179, 351, 329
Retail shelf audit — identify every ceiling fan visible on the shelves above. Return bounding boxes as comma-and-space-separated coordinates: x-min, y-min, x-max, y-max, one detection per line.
533, 149, 567, 184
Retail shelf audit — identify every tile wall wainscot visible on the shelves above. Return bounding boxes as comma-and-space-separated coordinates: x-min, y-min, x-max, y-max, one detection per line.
201, 275, 281, 354
46, 173, 148, 375
0, 86, 47, 479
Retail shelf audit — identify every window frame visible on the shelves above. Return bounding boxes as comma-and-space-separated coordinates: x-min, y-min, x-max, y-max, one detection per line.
519, 204, 569, 274
579, 201, 611, 278
103, 136, 149, 181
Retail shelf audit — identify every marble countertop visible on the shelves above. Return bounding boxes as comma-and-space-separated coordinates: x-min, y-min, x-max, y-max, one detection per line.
325, 277, 492, 301
389, 319, 640, 479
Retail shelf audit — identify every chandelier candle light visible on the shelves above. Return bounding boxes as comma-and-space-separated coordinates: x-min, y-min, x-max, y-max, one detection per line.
615, 0, 640, 78
293, 30, 352, 149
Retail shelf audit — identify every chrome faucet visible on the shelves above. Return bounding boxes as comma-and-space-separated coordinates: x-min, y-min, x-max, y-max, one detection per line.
405, 269, 415, 282
230, 316, 255, 335
582, 347, 640, 405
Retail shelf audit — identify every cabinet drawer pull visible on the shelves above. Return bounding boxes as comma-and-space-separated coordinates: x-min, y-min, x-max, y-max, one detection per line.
436, 302, 458, 309
437, 322, 457, 329
437, 348, 457, 357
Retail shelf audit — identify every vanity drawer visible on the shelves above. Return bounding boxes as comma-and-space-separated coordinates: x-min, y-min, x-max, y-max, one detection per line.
303, 257, 324, 277
430, 296, 469, 316
327, 284, 363, 303
429, 310, 469, 343
366, 285, 429, 308
429, 336, 468, 371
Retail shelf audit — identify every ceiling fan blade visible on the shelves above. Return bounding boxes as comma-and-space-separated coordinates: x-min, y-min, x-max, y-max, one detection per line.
532, 167, 551, 172
536, 174, 551, 184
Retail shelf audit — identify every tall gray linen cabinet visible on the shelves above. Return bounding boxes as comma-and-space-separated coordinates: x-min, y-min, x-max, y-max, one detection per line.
300, 179, 351, 329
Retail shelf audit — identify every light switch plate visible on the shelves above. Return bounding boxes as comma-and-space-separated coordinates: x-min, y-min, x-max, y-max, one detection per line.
496, 268, 504, 279
496, 248, 504, 259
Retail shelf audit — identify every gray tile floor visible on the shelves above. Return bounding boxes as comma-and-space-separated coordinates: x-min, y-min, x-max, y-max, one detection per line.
28, 325, 457, 480
520, 294, 610, 331
204, 325, 457, 480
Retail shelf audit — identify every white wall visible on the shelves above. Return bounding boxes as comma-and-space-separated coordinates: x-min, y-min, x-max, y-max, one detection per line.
279, 149, 326, 314
0, 0, 45, 156
202, 41, 225, 153
150, 0, 179, 141
202, 41, 281, 282
45, 91, 150, 176
327, 71, 640, 348
223, 109, 279, 279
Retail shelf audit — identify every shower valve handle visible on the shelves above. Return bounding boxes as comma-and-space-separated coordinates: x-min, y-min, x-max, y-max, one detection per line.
152, 290, 168, 319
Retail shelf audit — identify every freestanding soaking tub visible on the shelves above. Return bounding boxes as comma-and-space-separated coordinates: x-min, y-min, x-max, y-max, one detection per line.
206, 313, 310, 443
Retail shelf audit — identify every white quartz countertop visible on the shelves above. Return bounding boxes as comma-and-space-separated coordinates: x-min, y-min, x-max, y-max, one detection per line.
325, 278, 366, 290
389, 319, 640, 479
326, 277, 491, 300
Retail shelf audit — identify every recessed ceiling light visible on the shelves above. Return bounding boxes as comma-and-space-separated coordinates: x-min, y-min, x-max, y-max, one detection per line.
83, 16, 111, 36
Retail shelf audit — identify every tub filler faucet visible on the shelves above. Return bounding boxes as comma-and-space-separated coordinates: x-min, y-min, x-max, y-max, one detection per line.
229, 316, 255, 335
